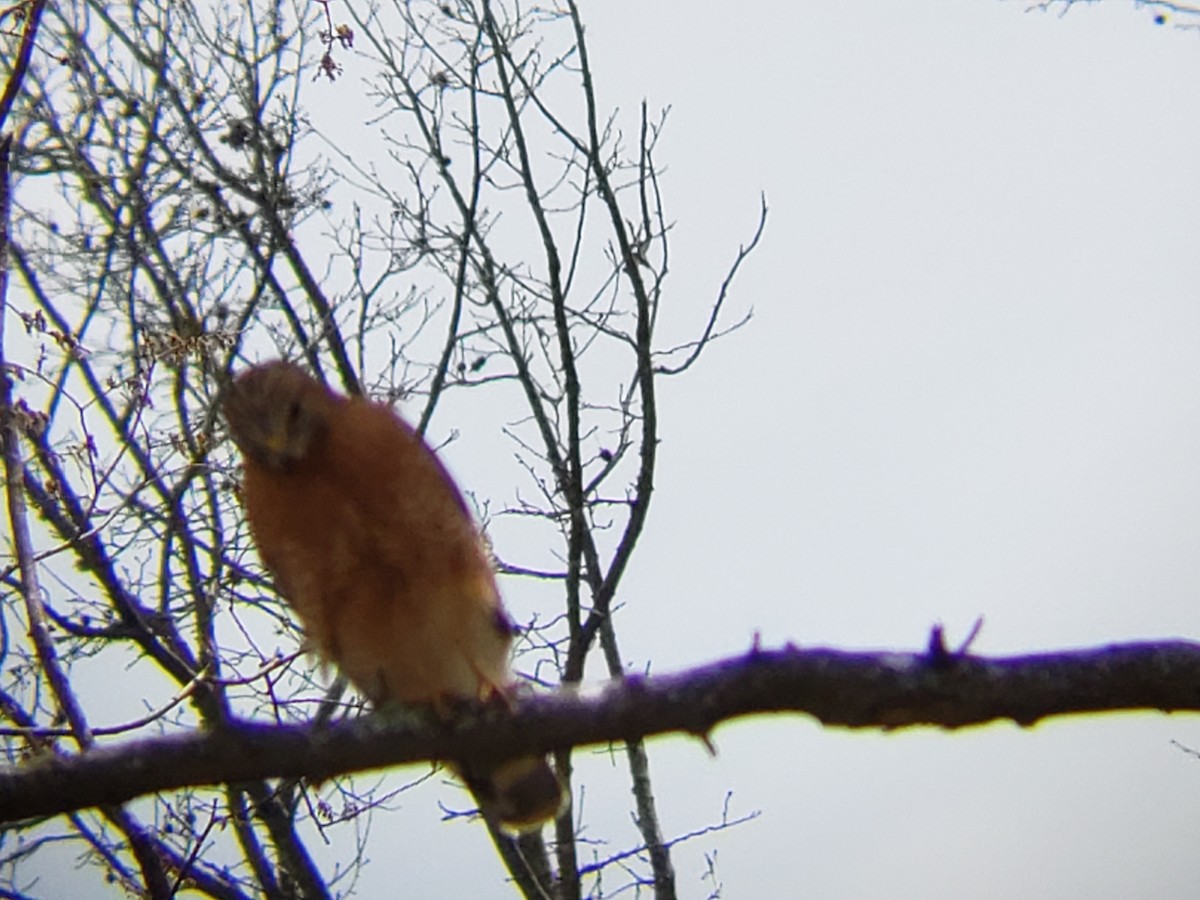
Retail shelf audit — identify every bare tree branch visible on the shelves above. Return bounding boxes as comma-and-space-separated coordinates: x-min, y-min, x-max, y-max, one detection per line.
3, 639, 1199, 824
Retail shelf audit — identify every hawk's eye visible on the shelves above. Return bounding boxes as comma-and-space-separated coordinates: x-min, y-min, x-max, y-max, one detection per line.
286, 399, 305, 428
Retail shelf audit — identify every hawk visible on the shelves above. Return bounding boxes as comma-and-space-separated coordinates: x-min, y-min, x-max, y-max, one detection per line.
223, 360, 563, 829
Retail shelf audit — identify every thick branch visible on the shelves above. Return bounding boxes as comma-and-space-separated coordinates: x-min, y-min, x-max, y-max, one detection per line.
2, 639, 1199, 823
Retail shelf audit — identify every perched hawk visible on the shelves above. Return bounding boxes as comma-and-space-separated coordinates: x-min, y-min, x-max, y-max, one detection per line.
223, 360, 563, 829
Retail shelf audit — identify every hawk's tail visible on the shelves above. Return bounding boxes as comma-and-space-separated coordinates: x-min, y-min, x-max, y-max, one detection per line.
460, 755, 566, 831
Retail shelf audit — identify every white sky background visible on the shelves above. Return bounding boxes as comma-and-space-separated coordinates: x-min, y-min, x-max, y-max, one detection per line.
22, 0, 1200, 897
343, 1, 1200, 897
497, 1, 1200, 897
582, 2, 1200, 897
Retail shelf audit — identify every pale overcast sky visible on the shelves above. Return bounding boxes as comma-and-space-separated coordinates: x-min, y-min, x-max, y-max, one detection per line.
587, 2, 1200, 897
507, 2, 1200, 897
24, 1, 1200, 897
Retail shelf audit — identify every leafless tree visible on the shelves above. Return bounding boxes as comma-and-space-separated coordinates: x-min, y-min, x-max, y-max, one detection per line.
3, 2, 1199, 899
0, 0, 763, 896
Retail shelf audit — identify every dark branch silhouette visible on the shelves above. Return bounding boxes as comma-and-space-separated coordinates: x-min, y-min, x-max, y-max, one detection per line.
4, 639, 1199, 824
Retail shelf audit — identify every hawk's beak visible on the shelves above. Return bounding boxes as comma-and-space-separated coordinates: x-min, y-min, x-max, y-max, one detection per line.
258, 424, 293, 467
264, 428, 289, 456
